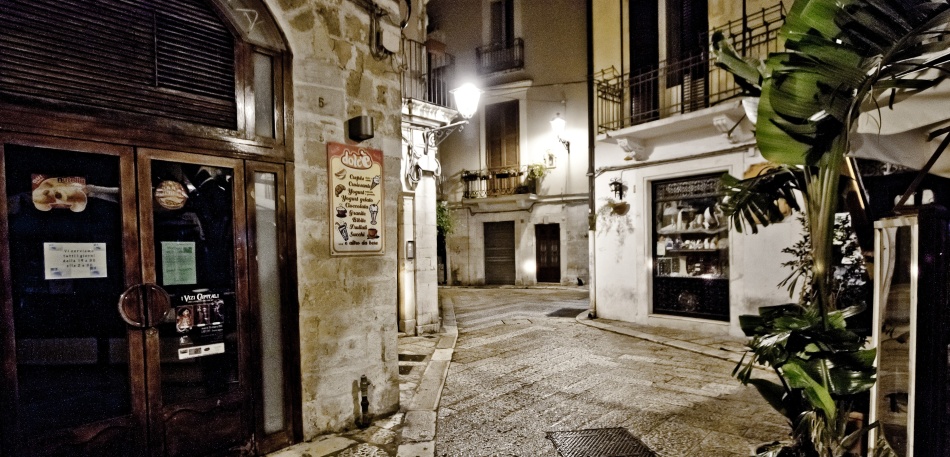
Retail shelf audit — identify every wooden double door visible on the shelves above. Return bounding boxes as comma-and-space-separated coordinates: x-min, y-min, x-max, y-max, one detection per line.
0, 137, 289, 456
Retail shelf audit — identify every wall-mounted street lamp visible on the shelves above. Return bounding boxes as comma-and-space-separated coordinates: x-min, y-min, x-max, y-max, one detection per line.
550, 112, 570, 154
422, 82, 483, 148
609, 177, 626, 200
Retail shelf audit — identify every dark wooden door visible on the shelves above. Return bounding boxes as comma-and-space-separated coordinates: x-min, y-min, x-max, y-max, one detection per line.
535, 224, 560, 283
137, 149, 252, 457
484, 221, 515, 285
0, 139, 254, 456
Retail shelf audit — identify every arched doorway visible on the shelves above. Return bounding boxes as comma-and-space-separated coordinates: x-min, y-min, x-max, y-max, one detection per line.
0, 1, 299, 455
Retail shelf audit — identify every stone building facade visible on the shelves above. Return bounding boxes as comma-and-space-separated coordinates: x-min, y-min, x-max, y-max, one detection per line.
427, 0, 592, 287
0, 0, 415, 454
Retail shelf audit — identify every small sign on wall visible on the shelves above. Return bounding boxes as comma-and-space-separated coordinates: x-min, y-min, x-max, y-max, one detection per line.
327, 142, 384, 256
44, 242, 107, 280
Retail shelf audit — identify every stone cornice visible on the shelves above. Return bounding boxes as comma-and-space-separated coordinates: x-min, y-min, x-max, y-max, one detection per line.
401, 98, 458, 129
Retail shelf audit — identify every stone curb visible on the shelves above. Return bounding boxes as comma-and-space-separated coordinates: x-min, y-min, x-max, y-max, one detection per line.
575, 312, 768, 372
396, 294, 458, 457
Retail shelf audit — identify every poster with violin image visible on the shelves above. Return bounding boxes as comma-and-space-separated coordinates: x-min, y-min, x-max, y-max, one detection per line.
327, 142, 384, 256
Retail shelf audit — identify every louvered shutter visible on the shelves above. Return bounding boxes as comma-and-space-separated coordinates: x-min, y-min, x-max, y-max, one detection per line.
0, 0, 237, 129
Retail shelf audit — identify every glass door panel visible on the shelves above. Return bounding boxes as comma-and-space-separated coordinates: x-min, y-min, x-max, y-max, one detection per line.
872, 221, 916, 456
149, 160, 239, 405
253, 171, 285, 433
651, 173, 730, 321
137, 150, 250, 457
2, 141, 144, 455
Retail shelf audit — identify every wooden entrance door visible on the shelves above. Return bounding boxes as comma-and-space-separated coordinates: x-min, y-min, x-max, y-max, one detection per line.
535, 224, 560, 283
0, 138, 253, 456
484, 221, 515, 285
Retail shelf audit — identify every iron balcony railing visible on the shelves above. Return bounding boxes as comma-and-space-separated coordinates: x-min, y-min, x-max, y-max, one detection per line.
402, 38, 455, 108
595, 3, 785, 134
461, 165, 541, 199
476, 38, 524, 75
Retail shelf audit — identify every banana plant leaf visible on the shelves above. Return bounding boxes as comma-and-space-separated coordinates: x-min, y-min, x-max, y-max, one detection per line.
710, 31, 765, 96
757, 0, 950, 168
720, 167, 804, 234
782, 360, 838, 420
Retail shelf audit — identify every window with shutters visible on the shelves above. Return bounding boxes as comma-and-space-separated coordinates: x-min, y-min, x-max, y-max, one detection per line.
0, 0, 287, 148
477, 0, 523, 74
490, 0, 514, 47
665, 0, 708, 112
485, 100, 520, 171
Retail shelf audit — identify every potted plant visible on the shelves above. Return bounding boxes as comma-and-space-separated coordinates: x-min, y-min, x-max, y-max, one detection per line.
711, 0, 950, 454
523, 163, 547, 194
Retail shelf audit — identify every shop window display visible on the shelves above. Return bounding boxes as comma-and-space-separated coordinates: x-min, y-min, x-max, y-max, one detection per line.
652, 173, 729, 320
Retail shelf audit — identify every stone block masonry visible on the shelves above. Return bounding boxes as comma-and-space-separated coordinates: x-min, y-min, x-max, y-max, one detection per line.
266, 0, 404, 439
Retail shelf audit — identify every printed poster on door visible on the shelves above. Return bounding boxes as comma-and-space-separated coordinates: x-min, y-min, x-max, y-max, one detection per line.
174, 290, 228, 360
327, 142, 384, 256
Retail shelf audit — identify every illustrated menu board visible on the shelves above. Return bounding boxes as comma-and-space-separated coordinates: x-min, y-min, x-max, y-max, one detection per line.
327, 143, 384, 255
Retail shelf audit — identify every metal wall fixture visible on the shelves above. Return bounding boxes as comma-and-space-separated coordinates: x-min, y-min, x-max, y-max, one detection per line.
550, 112, 570, 154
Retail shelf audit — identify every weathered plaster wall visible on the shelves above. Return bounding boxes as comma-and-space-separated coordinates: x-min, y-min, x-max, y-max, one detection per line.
265, 0, 403, 439
592, 0, 784, 75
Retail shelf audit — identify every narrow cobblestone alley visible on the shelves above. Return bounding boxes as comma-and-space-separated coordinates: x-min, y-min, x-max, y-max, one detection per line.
435, 287, 787, 457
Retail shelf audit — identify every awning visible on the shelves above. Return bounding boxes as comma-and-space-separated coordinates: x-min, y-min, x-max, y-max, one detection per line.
850, 69, 950, 178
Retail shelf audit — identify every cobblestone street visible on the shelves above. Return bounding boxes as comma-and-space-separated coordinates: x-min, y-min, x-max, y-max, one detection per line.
435, 287, 787, 457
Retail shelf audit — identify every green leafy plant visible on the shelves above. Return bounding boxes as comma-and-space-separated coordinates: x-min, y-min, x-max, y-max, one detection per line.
435, 201, 454, 236
711, 0, 950, 454
525, 163, 547, 180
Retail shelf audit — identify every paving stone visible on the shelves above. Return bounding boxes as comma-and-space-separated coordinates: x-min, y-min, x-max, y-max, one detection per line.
435, 288, 785, 457
402, 411, 437, 442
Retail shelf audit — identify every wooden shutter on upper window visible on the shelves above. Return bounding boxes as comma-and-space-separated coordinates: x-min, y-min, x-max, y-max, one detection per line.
0, 0, 237, 130
485, 100, 519, 169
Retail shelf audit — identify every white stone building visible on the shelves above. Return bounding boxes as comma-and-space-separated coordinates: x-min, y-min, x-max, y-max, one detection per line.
425, 0, 592, 287
590, 0, 798, 337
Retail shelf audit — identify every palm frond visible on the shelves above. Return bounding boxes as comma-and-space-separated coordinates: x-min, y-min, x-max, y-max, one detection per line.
720, 167, 804, 234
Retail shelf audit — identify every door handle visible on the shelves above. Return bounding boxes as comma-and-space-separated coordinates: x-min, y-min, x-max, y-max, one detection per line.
118, 283, 171, 328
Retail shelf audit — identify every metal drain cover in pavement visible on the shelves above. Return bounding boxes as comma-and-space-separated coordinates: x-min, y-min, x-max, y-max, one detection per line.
546, 428, 656, 457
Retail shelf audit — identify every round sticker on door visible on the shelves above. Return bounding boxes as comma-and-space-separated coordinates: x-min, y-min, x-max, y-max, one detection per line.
154, 180, 188, 210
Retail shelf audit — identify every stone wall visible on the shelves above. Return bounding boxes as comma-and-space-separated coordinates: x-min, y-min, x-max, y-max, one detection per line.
266, 0, 403, 439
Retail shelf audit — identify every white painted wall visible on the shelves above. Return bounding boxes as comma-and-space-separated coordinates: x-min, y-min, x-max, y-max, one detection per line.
593, 125, 799, 336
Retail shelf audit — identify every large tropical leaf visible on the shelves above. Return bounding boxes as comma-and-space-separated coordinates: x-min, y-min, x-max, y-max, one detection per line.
720, 167, 804, 234
710, 31, 765, 96
758, 0, 950, 167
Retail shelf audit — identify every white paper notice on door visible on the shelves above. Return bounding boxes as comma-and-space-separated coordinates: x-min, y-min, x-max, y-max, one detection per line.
44, 242, 108, 280
161, 241, 197, 285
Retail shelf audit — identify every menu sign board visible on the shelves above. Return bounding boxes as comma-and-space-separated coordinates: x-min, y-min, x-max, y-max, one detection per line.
327, 143, 384, 255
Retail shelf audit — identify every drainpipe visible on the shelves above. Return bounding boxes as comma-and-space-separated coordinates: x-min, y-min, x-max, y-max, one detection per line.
586, 0, 597, 318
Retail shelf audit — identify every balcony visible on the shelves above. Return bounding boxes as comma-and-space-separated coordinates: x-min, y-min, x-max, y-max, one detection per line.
595, 3, 785, 134
460, 165, 541, 212
476, 38, 524, 75
402, 38, 455, 108
461, 165, 535, 198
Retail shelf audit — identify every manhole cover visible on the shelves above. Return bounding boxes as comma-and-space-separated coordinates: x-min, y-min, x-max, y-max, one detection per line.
546, 428, 656, 457
398, 353, 427, 362
547, 307, 587, 318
